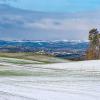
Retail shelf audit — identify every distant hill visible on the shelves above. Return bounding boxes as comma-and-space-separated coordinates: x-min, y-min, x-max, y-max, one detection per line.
0, 40, 89, 60
0, 40, 89, 50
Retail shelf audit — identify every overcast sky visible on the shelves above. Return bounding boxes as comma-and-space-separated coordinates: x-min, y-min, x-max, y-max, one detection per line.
0, 0, 100, 40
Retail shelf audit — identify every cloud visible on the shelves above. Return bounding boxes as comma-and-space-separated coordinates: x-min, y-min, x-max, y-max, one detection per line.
24, 18, 98, 32
0, 4, 100, 40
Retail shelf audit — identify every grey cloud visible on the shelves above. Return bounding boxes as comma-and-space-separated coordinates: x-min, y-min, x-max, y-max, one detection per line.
0, 4, 100, 40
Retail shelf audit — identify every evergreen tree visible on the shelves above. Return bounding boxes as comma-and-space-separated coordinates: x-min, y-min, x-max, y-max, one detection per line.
87, 28, 100, 59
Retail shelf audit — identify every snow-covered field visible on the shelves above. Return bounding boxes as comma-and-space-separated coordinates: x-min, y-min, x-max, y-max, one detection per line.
0, 57, 100, 100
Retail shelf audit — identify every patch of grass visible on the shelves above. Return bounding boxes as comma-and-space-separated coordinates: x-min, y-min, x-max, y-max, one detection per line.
0, 64, 5, 66
0, 70, 56, 76
0, 52, 68, 63
0, 70, 33, 76
0, 59, 37, 65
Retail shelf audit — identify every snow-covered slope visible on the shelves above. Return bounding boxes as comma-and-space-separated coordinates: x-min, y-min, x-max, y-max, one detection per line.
0, 57, 100, 100
41, 60, 100, 71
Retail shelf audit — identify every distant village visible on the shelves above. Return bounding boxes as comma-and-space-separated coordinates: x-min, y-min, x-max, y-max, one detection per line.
0, 40, 87, 60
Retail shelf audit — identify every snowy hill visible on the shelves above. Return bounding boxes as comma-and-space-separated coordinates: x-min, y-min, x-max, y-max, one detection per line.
0, 56, 100, 100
